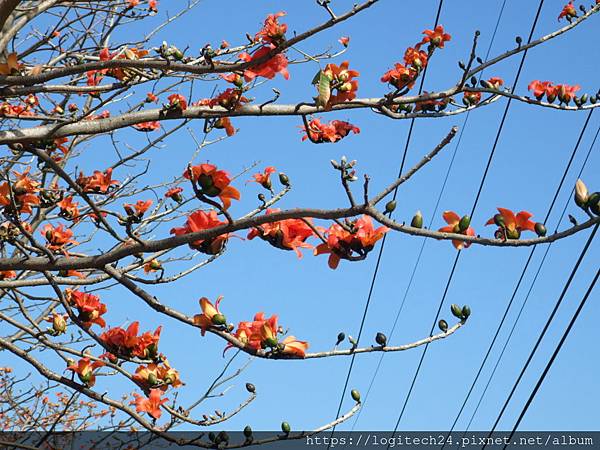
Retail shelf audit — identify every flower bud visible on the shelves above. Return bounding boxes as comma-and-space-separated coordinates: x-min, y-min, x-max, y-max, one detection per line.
574, 179, 589, 208
335, 332, 345, 346
375, 332, 387, 347
281, 421, 291, 434
351, 389, 361, 403
385, 200, 397, 214
534, 222, 547, 237
243, 426, 253, 438
458, 215, 471, 232
450, 304, 463, 319
438, 319, 448, 333
52, 314, 67, 334
279, 173, 290, 186
588, 192, 600, 215
411, 210, 423, 228
245, 383, 256, 393
461, 305, 471, 320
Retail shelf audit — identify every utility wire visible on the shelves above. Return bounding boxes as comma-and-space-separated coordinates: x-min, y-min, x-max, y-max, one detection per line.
502, 267, 599, 448
388, 1, 546, 437
440, 109, 596, 446
326, 1, 445, 440
351, 0, 508, 428
461, 120, 600, 437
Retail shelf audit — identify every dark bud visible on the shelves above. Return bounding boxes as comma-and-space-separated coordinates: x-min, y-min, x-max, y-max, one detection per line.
208, 432, 216, 442
217, 431, 229, 444
411, 210, 423, 228
568, 214, 578, 227
579, 4, 586, 13
470, 76, 477, 87
458, 61, 466, 70
461, 305, 471, 320
458, 215, 471, 232
591, 96, 597, 105
281, 421, 291, 434
245, 383, 256, 393
580, 94, 588, 104
450, 304, 463, 319
475, 30, 481, 36
335, 332, 345, 346
587, 192, 600, 215
243, 426, 253, 438
279, 173, 290, 186
385, 200, 397, 214
351, 389, 361, 403
375, 332, 387, 347
476, 56, 483, 64
480, 79, 492, 89
438, 319, 448, 333
534, 222, 547, 237
258, 193, 266, 203
515, 36, 522, 45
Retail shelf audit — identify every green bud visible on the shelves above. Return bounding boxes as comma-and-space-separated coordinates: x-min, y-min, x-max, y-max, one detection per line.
534, 222, 547, 237
351, 389, 361, 403
587, 192, 600, 215
385, 200, 397, 214
279, 173, 290, 186
411, 210, 423, 228
458, 215, 471, 232
438, 319, 448, 333
450, 304, 463, 319
580, 94, 588, 104
461, 305, 471, 320
173, 49, 184, 60
281, 421, 291, 434
211, 314, 226, 326
264, 337, 278, 348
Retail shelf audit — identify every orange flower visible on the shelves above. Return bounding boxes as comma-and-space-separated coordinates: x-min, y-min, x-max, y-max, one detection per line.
281, 336, 309, 358
146, 92, 158, 103
133, 360, 182, 391
239, 44, 290, 81
249, 167, 276, 190
124, 199, 152, 218
170, 210, 232, 254
0, 52, 22, 75
100, 322, 161, 359
247, 208, 315, 257
166, 94, 187, 111
193, 296, 226, 336
0, 168, 41, 214
301, 118, 360, 143
404, 47, 428, 70
197, 88, 250, 110
231, 312, 279, 351
66, 358, 105, 387
381, 63, 417, 91
437, 211, 475, 250
414, 93, 449, 112
132, 121, 160, 132
555, 83, 580, 104
143, 259, 162, 273
183, 163, 240, 210
0, 270, 16, 280
314, 215, 388, 269
220, 73, 244, 88
213, 117, 236, 136
64, 288, 107, 328
322, 61, 359, 106
165, 187, 183, 202
133, 389, 168, 419
64, 270, 86, 279
419, 25, 451, 49
485, 207, 536, 240
58, 196, 79, 220
41, 223, 78, 253
558, 1, 577, 20
463, 90, 482, 106
487, 77, 504, 89
528, 80, 552, 100
76, 168, 119, 194
338, 36, 350, 47
255, 12, 287, 44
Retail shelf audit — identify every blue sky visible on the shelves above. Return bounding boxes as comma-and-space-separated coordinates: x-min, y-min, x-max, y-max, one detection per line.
9, 0, 600, 433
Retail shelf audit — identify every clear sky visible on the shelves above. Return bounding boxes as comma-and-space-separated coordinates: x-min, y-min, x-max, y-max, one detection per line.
10, 0, 600, 433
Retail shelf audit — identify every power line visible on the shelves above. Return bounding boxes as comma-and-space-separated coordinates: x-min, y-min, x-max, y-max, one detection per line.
503, 267, 599, 448
388, 0, 546, 436
351, 0, 508, 428
440, 110, 596, 445
326, 0, 445, 439
482, 223, 598, 447
461, 121, 600, 436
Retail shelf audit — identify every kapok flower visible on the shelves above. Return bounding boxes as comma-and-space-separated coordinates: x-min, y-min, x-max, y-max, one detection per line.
133, 360, 183, 391
281, 336, 309, 358
41, 223, 78, 253
437, 211, 475, 250
220, 72, 244, 88
555, 83, 580, 104
315, 215, 389, 269
0, 270, 16, 280
58, 196, 79, 220
124, 200, 152, 219
100, 322, 162, 359
183, 163, 240, 209
45, 312, 68, 335
463, 90, 482, 106
404, 47, 428, 70
255, 12, 287, 44
66, 358, 105, 387
0, 168, 41, 214
146, 92, 158, 103
321, 61, 359, 106
486, 77, 504, 89
301, 118, 360, 143
418, 25, 451, 49
164, 187, 183, 202
558, 1, 577, 20
231, 312, 279, 351
144, 259, 162, 274
197, 88, 250, 110
193, 296, 227, 336
339, 36, 350, 47
213, 117, 236, 136
239, 45, 289, 81
133, 389, 168, 419
132, 121, 160, 132
166, 93, 187, 112
249, 167, 276, 190
247, 208, 315, 257
76, 168, 119, 194
381, 63, 418, 91
64, 288, 107, 328
170, 210, 232, 255
485, 207, 536, 240
528, 80, 552, 100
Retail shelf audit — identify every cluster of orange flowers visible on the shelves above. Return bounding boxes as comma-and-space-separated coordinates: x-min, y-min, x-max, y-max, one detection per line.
0, 94, 39, 117
170, 209, 231, 255
528, 80, 581, 104
76, 168, 119, 194
0, 168, 40, 214
99, 321, 162, 360
65, 289, 107, 328
194, 297, 309, 358
300, 118, 360, 143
